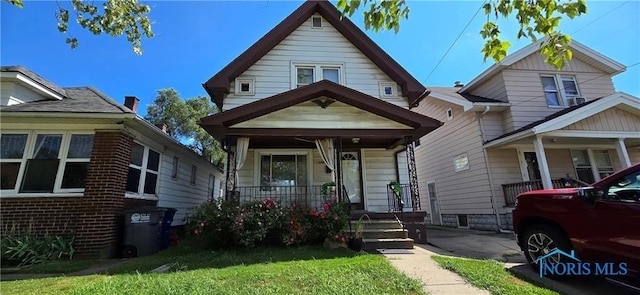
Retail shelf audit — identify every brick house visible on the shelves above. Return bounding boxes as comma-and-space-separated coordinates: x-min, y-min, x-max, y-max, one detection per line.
0, 66, 223, 258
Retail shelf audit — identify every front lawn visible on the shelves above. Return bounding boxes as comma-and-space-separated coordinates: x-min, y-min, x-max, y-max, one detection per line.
432, 256, 557, 295
1, 246, 425, 295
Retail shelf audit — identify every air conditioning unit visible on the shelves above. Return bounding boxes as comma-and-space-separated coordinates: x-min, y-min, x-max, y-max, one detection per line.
566, 97, 587, 106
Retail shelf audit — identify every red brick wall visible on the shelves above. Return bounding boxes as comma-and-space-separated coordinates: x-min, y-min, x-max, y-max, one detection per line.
1, 131, 133, 258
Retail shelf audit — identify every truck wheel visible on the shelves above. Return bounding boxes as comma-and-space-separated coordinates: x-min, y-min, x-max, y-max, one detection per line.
522, 224, 573, 272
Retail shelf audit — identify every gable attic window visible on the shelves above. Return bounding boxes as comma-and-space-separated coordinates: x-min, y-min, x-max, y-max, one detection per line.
379, 82, 397, 98
292, 62, 343, 88
234, 78, 255, 96
311, 16, 322, 28
541, 75, 583, 107
1, 132, 94, 194
446, 108, 454, 121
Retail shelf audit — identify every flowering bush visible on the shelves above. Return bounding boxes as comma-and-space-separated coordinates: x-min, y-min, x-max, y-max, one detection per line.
187, 196, 350, 249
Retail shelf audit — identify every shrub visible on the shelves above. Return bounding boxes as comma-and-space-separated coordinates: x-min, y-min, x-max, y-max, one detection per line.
1, 223, 75, 267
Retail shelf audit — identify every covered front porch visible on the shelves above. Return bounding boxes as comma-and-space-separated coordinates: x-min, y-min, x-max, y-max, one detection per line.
199, 81, 442, 214
485, 92, 640, 206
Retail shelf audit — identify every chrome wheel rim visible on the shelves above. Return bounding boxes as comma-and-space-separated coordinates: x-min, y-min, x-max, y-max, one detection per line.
527, 233, 559, 263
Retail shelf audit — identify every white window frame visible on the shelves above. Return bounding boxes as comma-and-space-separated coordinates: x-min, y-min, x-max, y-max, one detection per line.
0, 131, 94, 196
125, 142, 161, 200
571, 149, 614, 182
379, 82, 398, 98
453, 153, 469, 172
253, 149, 313, 187
171, 156, 179, 179
290, 62, 345, 89
540, 74, 582, 108
311, 15, 323, 28
234, 77, 255, 96
446, 108, 454, 121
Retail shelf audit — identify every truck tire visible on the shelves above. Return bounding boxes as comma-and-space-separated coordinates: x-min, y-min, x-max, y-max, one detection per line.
522, 224, 573, 273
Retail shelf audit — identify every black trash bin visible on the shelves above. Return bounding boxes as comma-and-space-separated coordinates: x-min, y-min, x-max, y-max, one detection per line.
122, 207, 176, 258
158, 207, 177, 250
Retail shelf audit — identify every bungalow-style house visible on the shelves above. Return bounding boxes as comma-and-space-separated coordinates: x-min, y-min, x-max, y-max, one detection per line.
413, 39, 640, 231
0, 66, 224, 258
198, 1, 442, 246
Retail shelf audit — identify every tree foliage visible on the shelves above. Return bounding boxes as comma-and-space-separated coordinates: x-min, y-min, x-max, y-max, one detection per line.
4, 0, 153, 54
145, 89, 224, 167
337, 0, 587, 70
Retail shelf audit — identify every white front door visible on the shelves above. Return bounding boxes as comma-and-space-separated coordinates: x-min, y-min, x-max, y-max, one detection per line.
427, 181, 442, 225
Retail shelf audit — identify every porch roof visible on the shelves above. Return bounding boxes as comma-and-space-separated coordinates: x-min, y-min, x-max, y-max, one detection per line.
484, 92, 640, 148
199, 80, 442, 148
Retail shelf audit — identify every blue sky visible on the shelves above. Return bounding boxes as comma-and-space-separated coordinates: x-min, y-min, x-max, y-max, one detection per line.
2, 1, 639, 115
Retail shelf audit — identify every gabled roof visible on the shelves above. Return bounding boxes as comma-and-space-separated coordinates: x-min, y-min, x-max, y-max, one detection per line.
426, 86, 508, 111
485, 92, 640, 147
1, 86, 133, 114
203, 0, 427, 110
199, 80, 441, 141
459, 38, 627, 93
1, 66, 68, 100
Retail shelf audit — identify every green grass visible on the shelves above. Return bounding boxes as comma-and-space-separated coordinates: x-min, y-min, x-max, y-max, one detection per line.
432, 256, 557, 295
1, 246, 425, 295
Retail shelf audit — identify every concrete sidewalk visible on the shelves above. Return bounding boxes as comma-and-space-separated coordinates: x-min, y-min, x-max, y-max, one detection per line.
381, 246, 490, 295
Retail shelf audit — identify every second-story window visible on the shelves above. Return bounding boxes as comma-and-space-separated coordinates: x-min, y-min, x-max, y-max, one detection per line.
292, 62, 343, 88
540, 75, 582, 107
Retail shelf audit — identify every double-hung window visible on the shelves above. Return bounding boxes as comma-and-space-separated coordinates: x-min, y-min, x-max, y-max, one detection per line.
540, 75, 582, 107
259, 152, 308, 190
571, 149, 614, 183
292, 62, 343, 88
126, 142, 160, 198
0, 132, 94, 194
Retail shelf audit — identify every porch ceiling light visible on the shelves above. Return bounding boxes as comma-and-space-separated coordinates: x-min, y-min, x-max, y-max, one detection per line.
311, 99, 335, 109
352, 137, 360, 144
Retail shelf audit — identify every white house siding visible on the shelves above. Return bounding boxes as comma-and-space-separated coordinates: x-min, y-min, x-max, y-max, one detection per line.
223, 14, 408, 111
629, 148, 640, 164
467, 72, 508, 102
480, 112, 506, 141
413, 99, 494, 216
561, 107, 640, 132
486, 148, 521, 209
501, 53, 616, 132
231, 100, 411, 129
157, 150, 223, 226
0, 82, 48, 106
362, 149, 398, 212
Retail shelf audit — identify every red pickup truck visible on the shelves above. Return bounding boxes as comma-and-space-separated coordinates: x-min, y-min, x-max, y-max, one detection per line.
513, 163, 640, 290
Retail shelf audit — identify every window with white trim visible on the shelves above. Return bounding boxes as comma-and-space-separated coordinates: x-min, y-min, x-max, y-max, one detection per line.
292, 62, 343, 88
540, 75, 582, 107
234, 77, 255, 96
0, 132, 94, 194
571, 149, 614, 184
259, 153, 308, 189
171, 156, 179, 179
126, 142, 160, 198
191, 165, 197, 185
311, 16, 322, 28
453, 153, 469, 172
446, 108, 454, 121
379, 82, 397, 98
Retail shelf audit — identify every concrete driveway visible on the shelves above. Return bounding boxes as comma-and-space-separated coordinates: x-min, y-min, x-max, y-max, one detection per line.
425, 225, 637, 295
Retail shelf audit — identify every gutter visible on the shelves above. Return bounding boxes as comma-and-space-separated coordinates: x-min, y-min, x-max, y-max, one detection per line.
477, 106, 511, 233
0, 111, 136, 119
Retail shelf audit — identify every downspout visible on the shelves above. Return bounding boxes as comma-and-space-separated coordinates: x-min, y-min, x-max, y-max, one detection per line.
478, 106, 511, 233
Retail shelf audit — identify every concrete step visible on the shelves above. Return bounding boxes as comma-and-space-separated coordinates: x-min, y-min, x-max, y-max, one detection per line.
362, 238, 414, 250
350, 229, 409, 239
350, 220, 402, 230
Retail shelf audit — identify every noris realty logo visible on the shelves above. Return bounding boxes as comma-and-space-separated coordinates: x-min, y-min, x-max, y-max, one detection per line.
534, 249, 627, 277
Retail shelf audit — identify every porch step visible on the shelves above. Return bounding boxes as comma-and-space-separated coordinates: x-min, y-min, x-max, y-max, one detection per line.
355, 229, 409, 239
362, 238, 414, 250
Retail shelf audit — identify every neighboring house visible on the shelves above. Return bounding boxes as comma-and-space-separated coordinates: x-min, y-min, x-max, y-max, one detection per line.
0, 66, 223, 258
198, 1, 441, 240
413, 39, 640, 231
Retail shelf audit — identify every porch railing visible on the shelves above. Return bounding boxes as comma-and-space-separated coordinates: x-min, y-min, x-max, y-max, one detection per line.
232, 185, 331, 211
387, 183, 417, 212
502, 178, 579, 206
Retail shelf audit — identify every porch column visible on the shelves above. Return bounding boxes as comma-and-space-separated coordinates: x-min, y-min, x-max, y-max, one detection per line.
533, 136, 553, 189
405, 137, 421, 210
614, 138, 631, 168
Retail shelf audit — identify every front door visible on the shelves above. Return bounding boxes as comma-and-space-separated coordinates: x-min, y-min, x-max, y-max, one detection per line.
427, 182, 442, 225
519, 150, 541, 181
341, 152, 364, 210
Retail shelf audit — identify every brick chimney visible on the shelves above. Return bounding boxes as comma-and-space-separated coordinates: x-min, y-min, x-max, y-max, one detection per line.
454, 81, 464, 88
155, 123, 169, 134
124, 96, 139, 113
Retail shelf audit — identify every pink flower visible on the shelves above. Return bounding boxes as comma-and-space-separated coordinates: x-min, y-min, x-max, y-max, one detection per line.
334, 216, 339, 221
323, 203, 330, 212
335, 234, 339, 240
258, 221, 262, 226
194, 229, 199, 235
199, 222, 206, 227
341, 237, 346, 243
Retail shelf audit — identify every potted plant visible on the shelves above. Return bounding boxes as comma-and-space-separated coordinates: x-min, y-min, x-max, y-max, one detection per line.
348, 214, 370, 252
